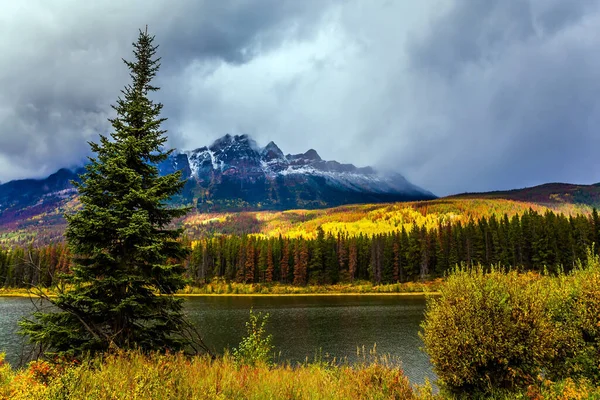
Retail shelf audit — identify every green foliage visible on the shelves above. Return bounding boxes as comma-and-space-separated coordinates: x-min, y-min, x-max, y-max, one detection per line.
422, 267, 556, 394
422, 256, 600, 396
18, 28, 193, 359
233, 309, 274, 366
544, 250, 600, 382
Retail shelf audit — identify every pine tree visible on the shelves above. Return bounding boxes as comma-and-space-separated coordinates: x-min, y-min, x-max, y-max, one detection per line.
19, 28, 201, 358
236, 240, 246, 283
337, 233, 347, 272
257, 242, 268, 282
245, 241, 256, 283
392, 241, 400, 283
348, 241, 358, 282
293, 240, 308, 286
280, 240, 290, 284
265, 241, 274, 283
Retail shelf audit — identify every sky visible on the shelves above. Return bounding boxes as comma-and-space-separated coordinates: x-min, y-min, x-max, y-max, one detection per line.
1, 0, 600, 196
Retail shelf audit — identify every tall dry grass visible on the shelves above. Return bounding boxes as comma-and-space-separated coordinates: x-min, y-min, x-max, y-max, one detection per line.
0, 350, 427, 400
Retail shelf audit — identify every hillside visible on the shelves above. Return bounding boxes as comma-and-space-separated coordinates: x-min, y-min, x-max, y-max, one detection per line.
450, 182, 600, 207
1, 179, 596, 245
0, 134, 438, 243
182, 197, 591, 240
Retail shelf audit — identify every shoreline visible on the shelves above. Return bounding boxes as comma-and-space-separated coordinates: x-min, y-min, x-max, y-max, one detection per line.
174, 291, 440, 297
0, 291, 440, 298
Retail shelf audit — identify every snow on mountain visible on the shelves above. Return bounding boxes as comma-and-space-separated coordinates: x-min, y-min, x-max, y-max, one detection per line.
174, 134, 434, 199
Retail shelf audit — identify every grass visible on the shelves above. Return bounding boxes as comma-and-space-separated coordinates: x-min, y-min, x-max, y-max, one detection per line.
177, 280, 443, 295
0, 280, 443, 298
1, 351, 599, 399
0, 288, 56, 298
0, 350, 430, 400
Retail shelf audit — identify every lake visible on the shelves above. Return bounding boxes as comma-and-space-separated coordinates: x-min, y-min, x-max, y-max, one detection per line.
0, 295, 435, 385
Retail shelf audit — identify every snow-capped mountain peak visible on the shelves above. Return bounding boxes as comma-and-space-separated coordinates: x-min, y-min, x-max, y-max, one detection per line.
172, 134, 435, 209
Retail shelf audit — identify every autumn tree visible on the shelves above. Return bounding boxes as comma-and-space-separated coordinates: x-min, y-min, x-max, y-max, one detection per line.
293, 240, 308, 286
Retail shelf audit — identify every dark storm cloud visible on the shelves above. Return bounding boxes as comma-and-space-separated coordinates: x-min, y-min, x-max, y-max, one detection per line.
1, 0, 600, 195
391, 0, 600, 194
0, 0, 336, 181
158, 1, 328, 65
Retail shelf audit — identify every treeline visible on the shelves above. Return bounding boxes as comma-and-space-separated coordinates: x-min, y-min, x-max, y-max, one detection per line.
2, 209, 600, 288
186, 208, 600, 285
0, 243, 71, 288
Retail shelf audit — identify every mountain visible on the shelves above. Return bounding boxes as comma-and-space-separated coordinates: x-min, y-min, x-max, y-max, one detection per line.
172, 134, 435, 210
0, 134, 435, 230
449, 182, 600, 208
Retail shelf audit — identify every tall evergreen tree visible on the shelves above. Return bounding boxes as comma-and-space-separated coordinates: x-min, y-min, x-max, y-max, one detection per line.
265, 241, 274, 283
280, 240, 290, 284
245, 241, 256, 283
19, 29, 202, 358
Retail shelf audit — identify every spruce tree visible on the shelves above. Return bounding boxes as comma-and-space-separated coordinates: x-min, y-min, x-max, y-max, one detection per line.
20, 28, 199, 358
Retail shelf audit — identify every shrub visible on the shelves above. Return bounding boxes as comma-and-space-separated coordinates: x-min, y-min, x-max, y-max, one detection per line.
547, 251, 600, 383
421, 267, 558, 394
422, 256, 600, 396
0, 353, 11, 390
233, 309, 274, 367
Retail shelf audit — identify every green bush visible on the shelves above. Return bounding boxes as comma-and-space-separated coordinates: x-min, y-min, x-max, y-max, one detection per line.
546, 252, 600, 382
233, 309, 274, 367
421, 267, 557, 394
422, 255, 600, 396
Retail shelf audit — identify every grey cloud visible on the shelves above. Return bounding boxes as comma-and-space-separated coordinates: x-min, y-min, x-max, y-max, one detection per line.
391, 0, 600, 194
158, 1, 331, 65
535, 0, 598, 35
410, 1, 536, 78
0, 0, 337, 181
1, 0, 600, 197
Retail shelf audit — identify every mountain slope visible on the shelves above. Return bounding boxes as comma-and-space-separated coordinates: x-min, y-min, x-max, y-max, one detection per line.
449, 182, 600, 208
0, 134, 435, 233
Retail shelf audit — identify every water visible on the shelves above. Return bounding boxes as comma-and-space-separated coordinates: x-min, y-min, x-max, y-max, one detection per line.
0, 295, 435, 385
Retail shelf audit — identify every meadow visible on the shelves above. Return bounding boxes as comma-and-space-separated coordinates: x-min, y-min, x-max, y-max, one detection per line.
176, 279, 442, 295
0, 197, 593, 247
2, 350, 599, 399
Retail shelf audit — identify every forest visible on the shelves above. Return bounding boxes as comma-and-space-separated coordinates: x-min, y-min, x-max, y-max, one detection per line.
2, 208, 599, 289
